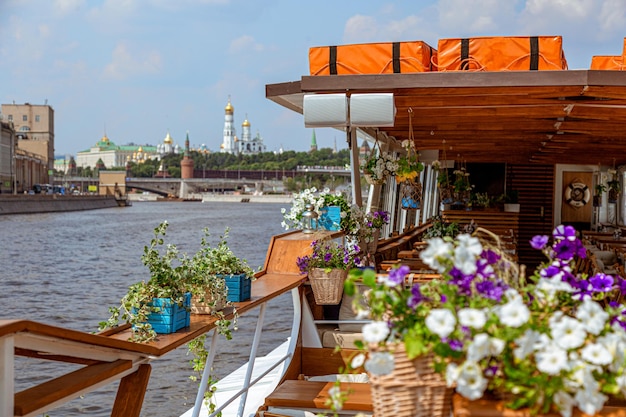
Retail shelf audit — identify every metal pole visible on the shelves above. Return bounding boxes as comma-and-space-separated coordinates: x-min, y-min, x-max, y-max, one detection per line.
191, 328, 219, 417
236, 302, 267, 417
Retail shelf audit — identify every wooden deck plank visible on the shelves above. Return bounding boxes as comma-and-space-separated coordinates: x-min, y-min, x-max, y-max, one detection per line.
14, 359, 132, 416
264, 380, 372, 411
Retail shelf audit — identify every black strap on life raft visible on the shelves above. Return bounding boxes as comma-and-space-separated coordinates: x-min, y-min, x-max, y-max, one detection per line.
392, 42, 401, 73
461, 38, 470, 70
329, 46, 338, 75
530, 36, 539, 70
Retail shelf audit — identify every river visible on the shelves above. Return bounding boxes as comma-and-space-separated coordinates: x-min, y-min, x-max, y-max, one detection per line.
0, 201, 294, 417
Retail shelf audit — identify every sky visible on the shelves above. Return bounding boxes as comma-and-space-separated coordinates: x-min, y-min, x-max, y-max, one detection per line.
2, 0, 626, 158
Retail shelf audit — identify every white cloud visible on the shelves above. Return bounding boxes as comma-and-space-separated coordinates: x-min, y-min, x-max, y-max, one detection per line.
103, 42, 162, 79
53, 0, 86, 16
437, 0, 517, 33
229, 35, 264, 54
344, 15, 379, 43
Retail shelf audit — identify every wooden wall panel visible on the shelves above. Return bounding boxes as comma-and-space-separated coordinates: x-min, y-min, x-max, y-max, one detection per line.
506, 164, 554, 271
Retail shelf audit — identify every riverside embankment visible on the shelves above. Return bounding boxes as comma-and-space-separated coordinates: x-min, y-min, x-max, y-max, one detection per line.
0, 194, 120, 215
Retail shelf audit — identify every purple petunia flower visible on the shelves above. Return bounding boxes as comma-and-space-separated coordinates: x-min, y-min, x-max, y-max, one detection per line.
589, 273, 614, 292
324, 253, 332, 262
476, 279, 507, 301
447, 339, 464, 351
389, 265, 410, 286
481, 249, 501, 265
407, 283, 425, 308
553, 224, 577, 241
552, 239, 579, 261
530, 235, 549, 250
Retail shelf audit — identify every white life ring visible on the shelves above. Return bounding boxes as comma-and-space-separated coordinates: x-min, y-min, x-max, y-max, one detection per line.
565, 182, 590, 208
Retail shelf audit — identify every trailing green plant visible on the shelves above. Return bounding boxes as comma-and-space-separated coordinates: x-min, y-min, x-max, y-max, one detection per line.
595, 183, 607, 195
187, 335, 222, 416
98, 221, 236, 342
198, 227, 255, 277
98, 221, 192, 342
423, 215, 459, 239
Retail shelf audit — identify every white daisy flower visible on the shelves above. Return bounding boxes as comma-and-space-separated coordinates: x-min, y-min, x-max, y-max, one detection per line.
455, 361, 488, 400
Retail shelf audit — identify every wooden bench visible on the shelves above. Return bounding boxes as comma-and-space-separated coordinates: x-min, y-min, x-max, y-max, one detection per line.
374, 223, 431, 272
442, 210, 519, 261
264, 380, 372, 413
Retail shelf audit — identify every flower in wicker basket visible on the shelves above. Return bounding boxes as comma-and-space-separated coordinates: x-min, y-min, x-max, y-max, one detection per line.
347, 225, 626, 417
361, 148, 398, 185
296, 238, 361, 305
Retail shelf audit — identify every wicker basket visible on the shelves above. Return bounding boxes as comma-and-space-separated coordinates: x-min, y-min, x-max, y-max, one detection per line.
364, 173, 385, 185
308, 268, 347, 305
368, 343, 453, 417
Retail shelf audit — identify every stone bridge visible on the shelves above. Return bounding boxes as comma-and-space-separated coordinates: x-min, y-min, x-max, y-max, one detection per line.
125, 178, 284, 198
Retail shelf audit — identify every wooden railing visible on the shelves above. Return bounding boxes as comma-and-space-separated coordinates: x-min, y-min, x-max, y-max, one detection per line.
1, 230, 327, 417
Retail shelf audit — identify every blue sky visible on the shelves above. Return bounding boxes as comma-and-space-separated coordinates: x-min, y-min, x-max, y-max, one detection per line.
2, 0, 626, 157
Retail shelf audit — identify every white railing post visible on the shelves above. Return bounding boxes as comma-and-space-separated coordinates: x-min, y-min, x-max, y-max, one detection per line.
0, 335, 14, 417
192, 328, 219, 417
236, 302, 267, 417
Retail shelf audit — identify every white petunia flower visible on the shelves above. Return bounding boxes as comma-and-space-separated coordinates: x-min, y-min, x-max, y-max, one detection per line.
453, 234, 482, 275
351, 353, 366, 369
362, 321, 390, 344
513, 329, 541, 360
553, 391, 575, 417
364, 351, 395, 376
425, 308, 457, 339
420, 238, 453, 273
577, 298, 609, 335
580, 342, 612, 366
536, 346, 569, 375
574, 389, 607, 416
458, 308, 487, 329
497, 298, 530, 327
445, 362, 460, 387
467, 333, 491, 361
455, 361, 488, 400
551, 316, 586, 350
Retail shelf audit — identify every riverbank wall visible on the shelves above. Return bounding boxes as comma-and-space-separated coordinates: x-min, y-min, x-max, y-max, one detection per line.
0, 195, 120, 215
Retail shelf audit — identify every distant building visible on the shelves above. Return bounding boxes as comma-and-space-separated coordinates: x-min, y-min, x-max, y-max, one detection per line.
310, 130, 318, 152
76, 134, 154, 169
220, 98, 266, 155
76, 130, 181, 169
0, 119, 48, 193
1, 102, 55, 181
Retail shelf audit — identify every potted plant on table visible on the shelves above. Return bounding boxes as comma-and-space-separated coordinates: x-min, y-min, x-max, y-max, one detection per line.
344, 225, 626, 417
281, 187, 355, 233
99, 221, 235, 342
296, 238, 361, 305
198, 227, 255, 303
99, 221, 194, 342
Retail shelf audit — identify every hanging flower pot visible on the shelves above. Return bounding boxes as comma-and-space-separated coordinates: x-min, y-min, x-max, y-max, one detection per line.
400, 180, 422, 210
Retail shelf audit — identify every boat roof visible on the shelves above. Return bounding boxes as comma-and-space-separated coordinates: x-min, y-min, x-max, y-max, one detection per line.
266, 70, 626, 166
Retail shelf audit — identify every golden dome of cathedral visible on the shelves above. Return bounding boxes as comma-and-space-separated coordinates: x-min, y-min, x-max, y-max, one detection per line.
164, 132, 173, 144
242, 119, 250, 127
225, 99, 234, 114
